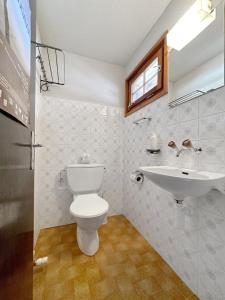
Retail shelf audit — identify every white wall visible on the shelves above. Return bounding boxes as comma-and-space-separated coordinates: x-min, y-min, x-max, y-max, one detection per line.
123, 0, 225, 299
46, 51, 125, 107
171, 52, 224, 100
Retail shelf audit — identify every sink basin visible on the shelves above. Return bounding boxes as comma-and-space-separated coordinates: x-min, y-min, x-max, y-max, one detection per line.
140, 166, 225, 200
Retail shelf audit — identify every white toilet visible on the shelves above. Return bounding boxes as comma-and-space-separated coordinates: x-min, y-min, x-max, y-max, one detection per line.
66, 164, 109, 256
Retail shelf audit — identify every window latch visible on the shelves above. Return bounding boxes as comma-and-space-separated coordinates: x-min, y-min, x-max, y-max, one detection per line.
154, 64, 161, 72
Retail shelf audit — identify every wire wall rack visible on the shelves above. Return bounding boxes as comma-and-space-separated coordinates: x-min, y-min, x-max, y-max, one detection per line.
32, 41, 65, 92
169, 90, 206, 108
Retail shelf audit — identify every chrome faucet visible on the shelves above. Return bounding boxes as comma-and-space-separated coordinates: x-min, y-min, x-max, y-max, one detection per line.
168, 139, 202, 157
182, 139, 202, 153
168, 141, 181, 157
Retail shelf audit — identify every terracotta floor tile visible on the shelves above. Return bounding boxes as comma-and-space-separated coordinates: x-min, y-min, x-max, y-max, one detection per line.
116, 274, 134, 292
74, 281, 91, 299
128, 251, 145, 267
92, 278, 117, 299
120, 290, 140, 300
148, 289, 185, 300
139, 262, 168, 280
42, 282, 65, 300
122, 261, 141, 282
104, 291, 124, 300
135, 276, 162, 296
57, 297, 75, 300
86, 265, 102, 284
59, 265, 81, 281
34, 215, 199, 300
33, 286, 44, 300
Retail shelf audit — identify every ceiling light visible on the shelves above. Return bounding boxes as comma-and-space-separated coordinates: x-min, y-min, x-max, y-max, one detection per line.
167, 0, 216, 51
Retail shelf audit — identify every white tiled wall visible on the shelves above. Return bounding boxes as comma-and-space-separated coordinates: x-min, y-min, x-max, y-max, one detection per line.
123, 86, 225, 300
35, 95, 123, 229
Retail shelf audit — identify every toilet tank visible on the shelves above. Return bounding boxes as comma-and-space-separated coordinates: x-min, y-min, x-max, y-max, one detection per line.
66, 164, 105, 194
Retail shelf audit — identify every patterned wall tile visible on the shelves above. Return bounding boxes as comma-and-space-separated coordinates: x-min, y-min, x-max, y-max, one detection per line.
178, 98, 199, 122
199, 112, 225, 140
178, 119, 199, 143
199, 88, 225, 118
198, 271, 225, 300
35, 96, 124, 229
198, 139, 225, 166
123, 86, 225, 300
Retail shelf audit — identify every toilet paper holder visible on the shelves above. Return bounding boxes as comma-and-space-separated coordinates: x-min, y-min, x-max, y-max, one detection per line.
130, 171, 144, 184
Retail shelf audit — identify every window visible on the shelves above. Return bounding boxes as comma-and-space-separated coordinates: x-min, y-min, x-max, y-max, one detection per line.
125, 33, 168, 116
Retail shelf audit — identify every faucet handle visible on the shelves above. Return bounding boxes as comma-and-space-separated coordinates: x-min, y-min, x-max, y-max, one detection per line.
182, 139, 202, 152
182, 139, 193, 148
168, 141, 177, 149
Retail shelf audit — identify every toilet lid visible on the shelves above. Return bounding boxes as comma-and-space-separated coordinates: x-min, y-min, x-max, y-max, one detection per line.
70, 194, 109, 218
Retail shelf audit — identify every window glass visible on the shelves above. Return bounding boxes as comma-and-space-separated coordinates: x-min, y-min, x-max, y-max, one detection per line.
144, 76, 158, 93
131, 74, 144, 93
130, 57, 159, 105
131, 87, 143, 102
145, 58, 159, 82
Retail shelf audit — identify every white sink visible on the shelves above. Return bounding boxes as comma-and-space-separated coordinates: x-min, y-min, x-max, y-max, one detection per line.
140, 166, 225, 200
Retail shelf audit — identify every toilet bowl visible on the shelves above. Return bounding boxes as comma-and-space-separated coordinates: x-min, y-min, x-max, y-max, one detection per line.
66, 164, 109, 256
70, 193, 108, 256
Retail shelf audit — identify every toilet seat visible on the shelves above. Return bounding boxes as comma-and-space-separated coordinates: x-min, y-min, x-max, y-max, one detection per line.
70, 194, 109, 218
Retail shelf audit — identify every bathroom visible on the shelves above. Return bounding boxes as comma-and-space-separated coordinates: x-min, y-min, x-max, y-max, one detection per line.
0, 0, 225, 299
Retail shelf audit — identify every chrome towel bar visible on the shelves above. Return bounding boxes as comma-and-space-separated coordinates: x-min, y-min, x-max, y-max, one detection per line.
133, 117, 152, 125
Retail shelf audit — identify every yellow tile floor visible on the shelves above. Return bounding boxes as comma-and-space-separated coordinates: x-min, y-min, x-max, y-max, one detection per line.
33, 215, 199, 300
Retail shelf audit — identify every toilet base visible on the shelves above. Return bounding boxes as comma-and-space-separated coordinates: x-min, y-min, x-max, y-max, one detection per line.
77, 226, 99, 256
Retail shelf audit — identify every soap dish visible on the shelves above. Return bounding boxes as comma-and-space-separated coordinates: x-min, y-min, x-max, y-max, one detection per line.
146, 149, 160, 154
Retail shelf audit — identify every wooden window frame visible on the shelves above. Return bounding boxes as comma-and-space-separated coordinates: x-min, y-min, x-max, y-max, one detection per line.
125, 32, 168, 117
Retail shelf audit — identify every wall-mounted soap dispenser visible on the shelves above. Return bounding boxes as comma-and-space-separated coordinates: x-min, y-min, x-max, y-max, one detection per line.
146, 133, 160, 154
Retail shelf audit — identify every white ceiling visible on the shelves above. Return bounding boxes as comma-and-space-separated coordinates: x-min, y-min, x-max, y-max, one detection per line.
37, 0, 171, 66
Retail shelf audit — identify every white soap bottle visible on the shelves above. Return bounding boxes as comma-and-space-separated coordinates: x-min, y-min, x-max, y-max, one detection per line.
150, 133, 159, 151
